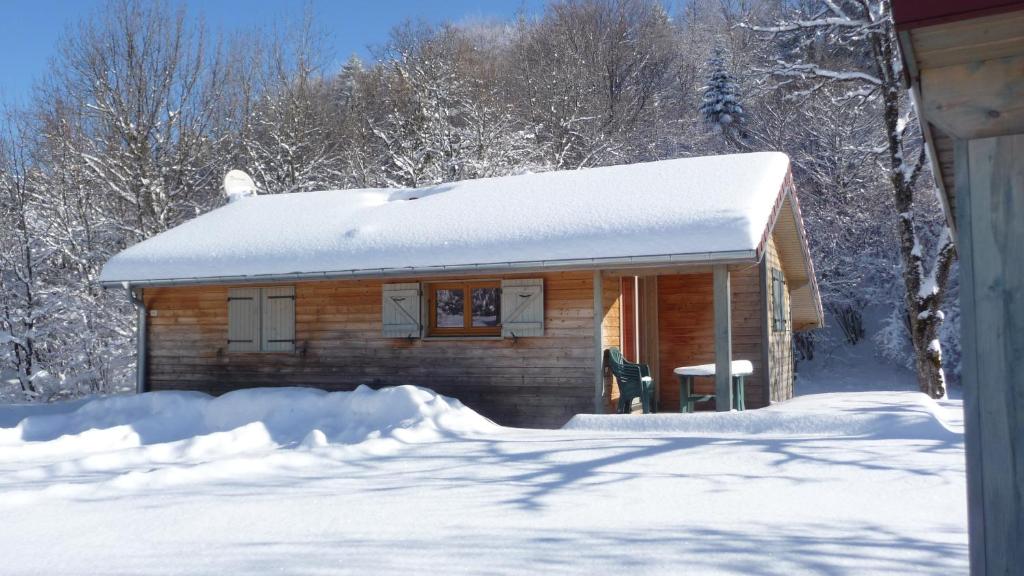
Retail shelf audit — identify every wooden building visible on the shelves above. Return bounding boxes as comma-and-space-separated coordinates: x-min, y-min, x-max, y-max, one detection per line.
893, 1, 1024, 573
100, 152, 822, 428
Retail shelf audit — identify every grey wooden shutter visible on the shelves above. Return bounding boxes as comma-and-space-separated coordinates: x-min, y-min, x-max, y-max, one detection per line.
261, 286, 296, 352
382, 283, 422, 338
227, 287, 260, 352
501, 278, 544, 337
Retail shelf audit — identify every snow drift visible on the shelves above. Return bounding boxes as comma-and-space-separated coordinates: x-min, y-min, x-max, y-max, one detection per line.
564, 391, 961, 440
0, 385, 497, 459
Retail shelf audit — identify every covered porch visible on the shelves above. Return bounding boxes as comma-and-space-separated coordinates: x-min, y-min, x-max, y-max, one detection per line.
595, 204, 821, 413
598, 265, 774, 414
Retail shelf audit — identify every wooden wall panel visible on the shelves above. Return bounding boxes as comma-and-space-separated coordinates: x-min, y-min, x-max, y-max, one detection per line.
600, 272, 622, 411
144, 271, 597, 429
655, 265, 767, 411
620, 277, 639, 363
765, 236, 795, 402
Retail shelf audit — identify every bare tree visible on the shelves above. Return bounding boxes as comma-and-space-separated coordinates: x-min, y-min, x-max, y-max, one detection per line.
509, 0, 677, 168
0, 117, 49, 398
40, 0, 223, 244
223, 12, 347, 194
745, 0, 955, 397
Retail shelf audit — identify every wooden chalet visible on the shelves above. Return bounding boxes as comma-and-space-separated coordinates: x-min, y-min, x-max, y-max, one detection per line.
100, 152, 822, 428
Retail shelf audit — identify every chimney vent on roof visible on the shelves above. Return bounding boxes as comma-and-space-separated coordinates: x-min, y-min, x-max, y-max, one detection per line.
223, 170, 258, 203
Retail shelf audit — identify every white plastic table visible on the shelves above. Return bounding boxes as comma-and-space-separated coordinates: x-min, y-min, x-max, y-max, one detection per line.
673, 360, 754, 412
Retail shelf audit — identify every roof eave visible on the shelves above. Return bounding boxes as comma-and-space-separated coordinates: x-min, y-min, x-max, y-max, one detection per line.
896, 29, 958, 237
100, 249, 759, 289
757, 172, 824, 329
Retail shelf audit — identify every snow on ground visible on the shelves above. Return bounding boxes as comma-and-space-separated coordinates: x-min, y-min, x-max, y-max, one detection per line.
0, 383, 965, 575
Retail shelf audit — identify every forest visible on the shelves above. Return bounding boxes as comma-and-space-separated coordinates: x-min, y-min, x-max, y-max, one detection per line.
0, 0, 955, 401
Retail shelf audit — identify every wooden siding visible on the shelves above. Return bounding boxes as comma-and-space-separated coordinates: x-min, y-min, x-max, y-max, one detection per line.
655, 265, 767, 411
772, 193, 821, 330
620, 277, 638, 363
907, 8, 1024, 69
908, 8, 1024, 140
764, 236, 795, 403
638, 275, 660, 403
144, 271, 597, 429
143, 263, 794, 424
600, 272, 622, 411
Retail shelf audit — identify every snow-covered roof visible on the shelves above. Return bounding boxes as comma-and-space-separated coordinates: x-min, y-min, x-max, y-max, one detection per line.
101, 152, 794, 285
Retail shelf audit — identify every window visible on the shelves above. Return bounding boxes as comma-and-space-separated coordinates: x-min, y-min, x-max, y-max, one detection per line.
771, 268, 787, 332
227, 286, 295, 352
428, 281, 501, 336
381, 279, 543, 339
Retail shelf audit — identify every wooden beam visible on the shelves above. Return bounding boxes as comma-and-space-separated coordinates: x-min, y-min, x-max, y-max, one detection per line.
907, 9, 1024, 69
958, 134, 1024, 575
593, 270, 604, 414
713, 265, 732, 411
920, 52, 1024, 139
135, 287, 148, 394
759, 258, 772, 408
639, 275, 660, 408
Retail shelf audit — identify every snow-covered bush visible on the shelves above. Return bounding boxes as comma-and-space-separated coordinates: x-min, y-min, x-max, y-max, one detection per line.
874, 306, 915, 371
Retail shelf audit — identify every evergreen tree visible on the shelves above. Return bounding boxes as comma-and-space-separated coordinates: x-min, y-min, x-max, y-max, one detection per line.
699, 44, 747, 147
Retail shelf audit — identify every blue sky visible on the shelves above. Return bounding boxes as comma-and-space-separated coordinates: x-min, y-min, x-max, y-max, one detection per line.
0, 0, 545, 104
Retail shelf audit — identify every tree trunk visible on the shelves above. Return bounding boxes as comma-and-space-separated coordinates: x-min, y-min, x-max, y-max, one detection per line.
877, 30, 954, 399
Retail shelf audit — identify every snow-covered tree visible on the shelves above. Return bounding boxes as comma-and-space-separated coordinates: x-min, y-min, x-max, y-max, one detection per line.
745, 0, 956, 398
226, 14, 347, 194
509, 0, 678, 168
0, 0, 963, 402
699, 44, 747, 147
0, 121, 48, 398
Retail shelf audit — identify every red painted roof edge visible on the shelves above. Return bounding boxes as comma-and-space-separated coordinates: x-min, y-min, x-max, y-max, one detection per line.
892, 0, 1024, 31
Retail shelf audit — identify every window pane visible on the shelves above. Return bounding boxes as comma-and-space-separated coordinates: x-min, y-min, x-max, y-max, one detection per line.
435, 289, 464, 328
471, 287, 500, 327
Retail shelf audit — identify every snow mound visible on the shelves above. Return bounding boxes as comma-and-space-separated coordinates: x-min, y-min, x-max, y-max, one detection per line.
0, 385, 497, 459
564, 392, 961, 440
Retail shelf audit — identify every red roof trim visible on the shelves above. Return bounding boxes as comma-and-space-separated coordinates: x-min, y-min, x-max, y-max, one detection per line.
892, 0, 1024, 30
755, 172, 789, 262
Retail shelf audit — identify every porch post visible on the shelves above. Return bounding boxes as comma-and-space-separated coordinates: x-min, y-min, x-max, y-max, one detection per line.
957, 135, 1024, 573
126, 285, 148, 394
593, 270, 604, 414
713, 265, 732, 411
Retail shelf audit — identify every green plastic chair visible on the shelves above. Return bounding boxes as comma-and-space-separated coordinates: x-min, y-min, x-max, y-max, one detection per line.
605, 347, 656, 414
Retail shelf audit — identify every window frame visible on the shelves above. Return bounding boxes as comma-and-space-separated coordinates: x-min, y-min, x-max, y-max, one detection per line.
427, 280, 502, 337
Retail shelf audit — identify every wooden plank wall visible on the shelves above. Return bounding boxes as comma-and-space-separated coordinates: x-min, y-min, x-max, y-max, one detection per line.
655, 265, 766, 411
620, 278, 638, 363
764, 236, 795, 403
144, 271, 597, 429
600, 273, 622, 411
